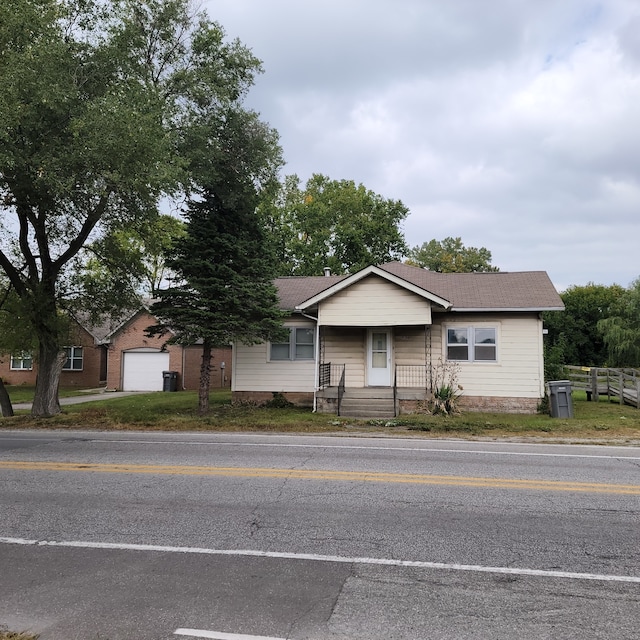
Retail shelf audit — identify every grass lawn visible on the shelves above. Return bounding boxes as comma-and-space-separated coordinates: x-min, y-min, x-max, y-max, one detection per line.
3, 385, 98, 404
2, 388, 640, 441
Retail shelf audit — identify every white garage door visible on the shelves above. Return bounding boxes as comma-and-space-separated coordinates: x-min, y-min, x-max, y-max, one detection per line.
122, 351, 170, 391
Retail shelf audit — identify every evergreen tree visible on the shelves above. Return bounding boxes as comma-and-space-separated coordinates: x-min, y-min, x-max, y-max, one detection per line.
149, 191, 285, 414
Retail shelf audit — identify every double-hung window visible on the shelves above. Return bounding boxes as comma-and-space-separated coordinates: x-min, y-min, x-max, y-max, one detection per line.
270, 328, 315, 361
10, 352, 33, 370
63, 346, 83, 371
446, 326, 497, 362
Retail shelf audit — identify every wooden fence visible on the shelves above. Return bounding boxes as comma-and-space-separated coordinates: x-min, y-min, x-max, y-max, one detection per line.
561, 365, 640, 409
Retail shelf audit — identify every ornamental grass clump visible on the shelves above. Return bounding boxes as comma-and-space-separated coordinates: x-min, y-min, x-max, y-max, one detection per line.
430, 359, 463, 416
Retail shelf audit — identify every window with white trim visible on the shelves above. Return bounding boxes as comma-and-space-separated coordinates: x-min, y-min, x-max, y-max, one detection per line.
10, 352, 33, 370
446, 326, 497, 362
270, 327, 315, 361
62, 346, 84, 371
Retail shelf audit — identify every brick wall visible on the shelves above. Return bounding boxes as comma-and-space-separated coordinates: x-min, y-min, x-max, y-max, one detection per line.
106, 310, 183, 390
0, 322, 103, 389
458, 395, 540, 414
233, 390, 314, 407
182, 346, 232, 390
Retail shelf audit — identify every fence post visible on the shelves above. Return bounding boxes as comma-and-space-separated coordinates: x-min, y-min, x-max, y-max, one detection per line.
591, 368, 599, 402
619, 370, 624, 405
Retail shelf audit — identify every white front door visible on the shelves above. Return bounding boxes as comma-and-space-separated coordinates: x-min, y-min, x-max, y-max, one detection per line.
367, 329, 391, 386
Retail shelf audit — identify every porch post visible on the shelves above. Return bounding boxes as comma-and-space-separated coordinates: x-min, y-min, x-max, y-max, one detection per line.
312, 321, 320, 412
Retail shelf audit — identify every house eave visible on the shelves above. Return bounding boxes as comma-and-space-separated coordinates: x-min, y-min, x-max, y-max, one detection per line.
449, 306, 565, 313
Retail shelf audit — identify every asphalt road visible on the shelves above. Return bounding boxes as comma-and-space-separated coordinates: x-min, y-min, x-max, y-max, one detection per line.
1, 430, 639, 639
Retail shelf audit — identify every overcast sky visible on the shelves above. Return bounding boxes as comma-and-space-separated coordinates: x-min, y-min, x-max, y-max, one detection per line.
205, 0, 640, 292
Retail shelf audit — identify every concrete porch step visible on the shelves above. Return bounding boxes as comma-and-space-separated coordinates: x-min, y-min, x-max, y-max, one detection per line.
338, 396, 395, 419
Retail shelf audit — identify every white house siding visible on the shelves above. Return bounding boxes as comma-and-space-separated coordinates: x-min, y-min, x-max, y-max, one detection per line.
321, 326, 430, 387
430, 313, 544, 399
232, 318, 316, 393
318, 275, 432, 327
322, 326, 366, 387
394, 326, 430, 365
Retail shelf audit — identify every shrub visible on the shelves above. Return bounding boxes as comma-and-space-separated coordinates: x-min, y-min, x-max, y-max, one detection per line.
264, 392, 293, 408
429, 359, 463, 416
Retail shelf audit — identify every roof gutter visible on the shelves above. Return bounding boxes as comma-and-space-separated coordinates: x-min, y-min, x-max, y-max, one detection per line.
449, 307, 565, 312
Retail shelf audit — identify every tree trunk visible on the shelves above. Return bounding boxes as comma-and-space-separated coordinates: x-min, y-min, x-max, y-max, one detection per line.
198, 339, 212, 415
31, 348, 67, 417
0, 378, 14, 417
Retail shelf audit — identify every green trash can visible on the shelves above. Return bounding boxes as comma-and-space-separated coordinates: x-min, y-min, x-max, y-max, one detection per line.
547, 380, 573, 418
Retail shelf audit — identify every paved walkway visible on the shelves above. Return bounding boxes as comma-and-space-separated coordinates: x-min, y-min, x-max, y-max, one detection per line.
12, 391, 148, 411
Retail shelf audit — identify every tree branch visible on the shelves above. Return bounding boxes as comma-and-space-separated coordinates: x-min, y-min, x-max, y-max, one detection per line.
52, 190, 112, 276
0, 249, 25, 297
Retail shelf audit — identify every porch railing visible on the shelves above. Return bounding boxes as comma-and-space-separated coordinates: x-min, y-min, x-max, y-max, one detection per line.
393, 365, 430, 418
319, 362, 331, 389
318, 362, 347, 415
394, 364, 429, 389
393, 368, 397, 417
337, 365, 346, 416
318, 362, 346, 389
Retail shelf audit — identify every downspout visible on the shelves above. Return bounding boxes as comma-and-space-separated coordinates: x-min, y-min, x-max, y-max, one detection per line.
182, 346, 186, 390
301, 311, 319, 412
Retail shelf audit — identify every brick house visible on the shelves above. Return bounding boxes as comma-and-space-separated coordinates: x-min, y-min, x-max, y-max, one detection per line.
0, 317, 106, 388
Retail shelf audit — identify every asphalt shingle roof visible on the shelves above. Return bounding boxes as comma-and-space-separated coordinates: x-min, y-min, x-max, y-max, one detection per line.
275, 262, 564, 312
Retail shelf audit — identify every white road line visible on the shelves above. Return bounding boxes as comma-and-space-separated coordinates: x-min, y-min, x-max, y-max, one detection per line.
175, 629, 284, 640
2, 536, 639, 584
88, 438, 640, 460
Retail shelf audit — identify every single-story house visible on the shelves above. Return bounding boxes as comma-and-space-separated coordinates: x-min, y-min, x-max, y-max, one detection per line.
232, 262, 564, 416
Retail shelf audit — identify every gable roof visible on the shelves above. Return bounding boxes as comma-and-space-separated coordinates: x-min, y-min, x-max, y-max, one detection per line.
71, 310, 137, 344
74, 301, 158, 344
294, 265, 452, 310
275, 262, 564, 313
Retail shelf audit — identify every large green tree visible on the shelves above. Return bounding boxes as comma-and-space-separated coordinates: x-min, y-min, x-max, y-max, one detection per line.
0, 0, 274, 415
73, 214, 186, 309
598, 278, 640, 367
543, 282, 625, 367
406, 237, 499, 273
262, 174, 409, 276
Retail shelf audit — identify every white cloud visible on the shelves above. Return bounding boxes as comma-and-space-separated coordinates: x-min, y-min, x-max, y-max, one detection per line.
207, 0, 640, 289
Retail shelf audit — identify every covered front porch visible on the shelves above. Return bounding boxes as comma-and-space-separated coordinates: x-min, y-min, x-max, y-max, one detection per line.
314, 324, 435, 418
316, 363, 433, 418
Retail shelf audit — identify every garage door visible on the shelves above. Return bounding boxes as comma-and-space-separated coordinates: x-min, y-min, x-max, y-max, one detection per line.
122, 351, 170, 391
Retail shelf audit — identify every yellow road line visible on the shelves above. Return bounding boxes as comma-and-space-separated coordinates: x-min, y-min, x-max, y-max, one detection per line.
1, 460, 639, 494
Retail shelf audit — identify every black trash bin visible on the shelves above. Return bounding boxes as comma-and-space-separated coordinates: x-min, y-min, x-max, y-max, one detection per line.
162, 371, 178, 392
547, 380, 573, 418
